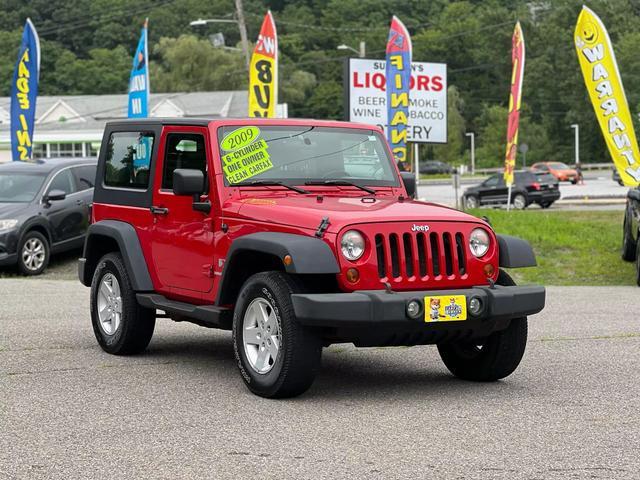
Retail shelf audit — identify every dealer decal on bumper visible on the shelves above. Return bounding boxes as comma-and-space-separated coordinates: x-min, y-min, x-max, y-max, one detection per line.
424, 295, 467, 322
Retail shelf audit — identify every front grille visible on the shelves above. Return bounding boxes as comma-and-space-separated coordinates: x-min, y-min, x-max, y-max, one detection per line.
375, 231, 467, 281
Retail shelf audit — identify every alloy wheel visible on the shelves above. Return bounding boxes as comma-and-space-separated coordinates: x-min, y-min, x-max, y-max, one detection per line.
21, 237, 46, 272
243, 297, 281, 374
97, 273, 122, 335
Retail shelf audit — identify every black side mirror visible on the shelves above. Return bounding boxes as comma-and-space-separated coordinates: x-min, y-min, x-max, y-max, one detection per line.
45, 189, 66, 202
400, 172, 416, 199
173, 168, 211, 214
628, 189, 640, 201
173, 169, 204, 196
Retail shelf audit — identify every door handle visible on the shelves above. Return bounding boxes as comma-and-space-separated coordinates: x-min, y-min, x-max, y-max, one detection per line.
76, 199, 85, 205
150, 206, 169, 215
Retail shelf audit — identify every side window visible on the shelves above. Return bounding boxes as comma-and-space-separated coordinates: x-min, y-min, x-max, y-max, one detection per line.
72, 165, 97, 191
47, 169, 75, 195
104, 131, 155, 189
161, 133, 207, 190
484, 175, 500, 187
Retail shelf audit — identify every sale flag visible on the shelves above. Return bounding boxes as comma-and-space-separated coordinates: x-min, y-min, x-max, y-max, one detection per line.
128, 18, 150, 118
249, 11, 277, 117
10, 19, 40, 162
385, 15, 412, 167
504, 21, 525, 188
574, 6, 640, 186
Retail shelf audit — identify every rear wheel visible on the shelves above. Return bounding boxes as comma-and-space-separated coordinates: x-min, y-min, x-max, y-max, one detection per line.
233, 271, 322, 398
17, 231, 49, 276
512, 194, 527, 210
90, 252, 155, 355
538, 202, 552, 209
437, 271, 528, 381
622, 212, 637, 261
636, 241, 640, 287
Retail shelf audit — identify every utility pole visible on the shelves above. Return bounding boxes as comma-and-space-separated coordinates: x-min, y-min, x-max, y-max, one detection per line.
465, 132, 475, 175
234, 0, 250, 69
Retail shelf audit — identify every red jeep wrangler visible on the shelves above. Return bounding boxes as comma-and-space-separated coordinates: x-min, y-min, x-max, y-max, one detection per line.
79, 118, 545, 398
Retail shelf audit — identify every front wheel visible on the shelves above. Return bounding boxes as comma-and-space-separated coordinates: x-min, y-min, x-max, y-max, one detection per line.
464, 195, 479, 209
17, 231, 50, 276
622, 212, 637, 261
90, 252, 155, 355
233, 271, 322, 398
437, 271, 528, 381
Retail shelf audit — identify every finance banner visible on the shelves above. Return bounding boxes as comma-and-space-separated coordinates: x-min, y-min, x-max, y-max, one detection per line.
248, 11, 277, 118
385, 15, 412, 165
574, 6, 640, 185
10, 19, 40, 162
504, 22, 525, 187
128, 19, 149, 118
346, 59, 447, 143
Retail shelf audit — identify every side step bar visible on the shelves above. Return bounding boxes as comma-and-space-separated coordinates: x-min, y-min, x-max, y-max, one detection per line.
136, 293, 232, 330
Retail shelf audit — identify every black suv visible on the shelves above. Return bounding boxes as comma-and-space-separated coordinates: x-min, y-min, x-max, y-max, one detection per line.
463, 170, 560, 210
0, 158, 97, 275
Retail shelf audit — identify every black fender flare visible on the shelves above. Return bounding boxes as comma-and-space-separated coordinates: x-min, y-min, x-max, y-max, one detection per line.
79, 220, 153, 290
216, 232, 340, 305
497, 234, 537, 268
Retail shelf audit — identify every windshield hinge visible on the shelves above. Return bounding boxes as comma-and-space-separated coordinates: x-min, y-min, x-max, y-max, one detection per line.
315, 216, 330, 238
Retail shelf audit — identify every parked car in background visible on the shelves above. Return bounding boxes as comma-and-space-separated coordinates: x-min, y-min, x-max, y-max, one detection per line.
531, 162, 578, 184
0, 158, 97, 275
463, 170, 560, 210
612, 167, 624, 186
419, 160, 452, 175
621, 186, 640, 285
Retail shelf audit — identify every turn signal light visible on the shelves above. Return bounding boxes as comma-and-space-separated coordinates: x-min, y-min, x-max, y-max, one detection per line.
283, 255, 293, 266
345, 268, 360, 283
483, 263, 495, 277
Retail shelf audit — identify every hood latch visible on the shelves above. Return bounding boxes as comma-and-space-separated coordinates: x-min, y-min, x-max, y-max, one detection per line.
315, 216, 330, 238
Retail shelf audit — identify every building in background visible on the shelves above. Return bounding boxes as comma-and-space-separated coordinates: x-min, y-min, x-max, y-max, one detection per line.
0, 91, 267, 163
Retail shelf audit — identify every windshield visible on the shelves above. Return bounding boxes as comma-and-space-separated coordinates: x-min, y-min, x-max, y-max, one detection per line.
550, 162, 570, 169
0, 173, 46, 203
217, 126, 399, 187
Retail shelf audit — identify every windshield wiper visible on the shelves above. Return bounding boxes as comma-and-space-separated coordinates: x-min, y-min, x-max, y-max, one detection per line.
305, 180, 376, 195
237, 180, 310, 194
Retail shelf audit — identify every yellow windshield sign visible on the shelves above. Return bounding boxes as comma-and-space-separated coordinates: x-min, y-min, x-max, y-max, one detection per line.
221, 127, 273, 184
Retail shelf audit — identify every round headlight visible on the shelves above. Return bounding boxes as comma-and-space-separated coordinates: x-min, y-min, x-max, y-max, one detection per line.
469, 228, 490, 257
341, 230, 365, 261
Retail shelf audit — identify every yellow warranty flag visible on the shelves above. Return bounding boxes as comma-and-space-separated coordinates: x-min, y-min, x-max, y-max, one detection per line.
574, 6, 640, 186
248, 11, 277, 118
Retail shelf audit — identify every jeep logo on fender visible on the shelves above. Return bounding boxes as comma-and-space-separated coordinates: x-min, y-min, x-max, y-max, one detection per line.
411, 224, 430, 232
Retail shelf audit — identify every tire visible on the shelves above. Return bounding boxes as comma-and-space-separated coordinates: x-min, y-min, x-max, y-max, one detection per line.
512, 193, 527, 210
90, 252, 155, 355
538, 202, 551, 209
17, 231, 50, 276
621, 211, 637, 261
571, 179, 577, 185
437, 270, 528, 381
636, 240, 640, 287
233, 271, 322, 398
464, 195, 479, 209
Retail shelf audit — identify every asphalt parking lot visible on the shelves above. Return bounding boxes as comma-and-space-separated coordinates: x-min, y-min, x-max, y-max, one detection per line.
1, 279, 639, 479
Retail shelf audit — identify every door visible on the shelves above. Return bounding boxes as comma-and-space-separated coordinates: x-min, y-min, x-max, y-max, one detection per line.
480, 174, 507, 204
71, 164, 97, 237
149, 127, 215, 297
43, 168, 86, 245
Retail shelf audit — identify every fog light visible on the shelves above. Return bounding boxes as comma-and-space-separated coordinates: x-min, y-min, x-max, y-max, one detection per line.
345, 268, 360, 283
483, 263, 495, 277
469, 297, 483, 316
406, 300, 422, 319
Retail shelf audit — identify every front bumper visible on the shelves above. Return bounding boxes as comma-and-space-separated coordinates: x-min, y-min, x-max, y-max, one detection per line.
0, 229, 19, 267
291, 285, 545, 345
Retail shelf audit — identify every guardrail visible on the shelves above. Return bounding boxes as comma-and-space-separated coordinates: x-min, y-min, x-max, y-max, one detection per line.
471, 162, 613, 175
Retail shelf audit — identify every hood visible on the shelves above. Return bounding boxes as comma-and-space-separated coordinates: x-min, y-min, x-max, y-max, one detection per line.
0, 202, 30, 219
231, 194, 486, 233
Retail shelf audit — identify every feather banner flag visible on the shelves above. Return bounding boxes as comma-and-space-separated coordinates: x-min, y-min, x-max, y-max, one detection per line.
504, 21, 525, 190
385, 15, 412, 168
10, 19, 40, 162
248, 11, 277, 117
574, 6, 640, 186
128, 18, 149, 118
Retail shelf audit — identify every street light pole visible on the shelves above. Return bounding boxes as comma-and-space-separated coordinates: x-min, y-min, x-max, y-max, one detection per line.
337, 42, 366, 58
571, 123, 580, 167
465, 132, 475, 175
